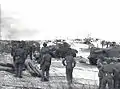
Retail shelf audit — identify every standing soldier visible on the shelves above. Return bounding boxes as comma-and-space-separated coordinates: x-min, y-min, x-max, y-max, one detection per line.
62, 50, 76, 85
113, 63, 120, 89
40, 43, 52, 81
96, 50, 108, 89
14, 43, 26, 78
11, 43, 18, 71
100, 62, 114, 89
97, 55, 105, 89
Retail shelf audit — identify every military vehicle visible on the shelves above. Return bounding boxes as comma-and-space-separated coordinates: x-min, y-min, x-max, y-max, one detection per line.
88, 46, 120, 65
88, 47, 102, 65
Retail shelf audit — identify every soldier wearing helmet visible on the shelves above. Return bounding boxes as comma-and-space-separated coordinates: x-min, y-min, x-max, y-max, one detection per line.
100, 63, 114, 89
62, 50, 76, 85
14, 43, 26, 78
40, 42, 52, 81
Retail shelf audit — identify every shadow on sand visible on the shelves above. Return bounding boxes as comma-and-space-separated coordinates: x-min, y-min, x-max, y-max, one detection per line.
0, 63, 15, 74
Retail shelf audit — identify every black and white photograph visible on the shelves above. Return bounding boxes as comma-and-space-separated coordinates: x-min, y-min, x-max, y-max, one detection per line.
0, 0, 120, 89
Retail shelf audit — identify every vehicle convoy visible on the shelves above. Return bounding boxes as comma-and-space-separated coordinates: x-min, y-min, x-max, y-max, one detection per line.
88, 46, 120, 65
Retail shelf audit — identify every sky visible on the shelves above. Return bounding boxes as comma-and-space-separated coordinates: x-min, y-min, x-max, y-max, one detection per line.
0, 0, 120, 41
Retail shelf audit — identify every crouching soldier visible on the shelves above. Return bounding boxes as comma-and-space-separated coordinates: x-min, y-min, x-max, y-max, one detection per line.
40, 43, 52, 81
100, 63, 114, 89
62, 51, 76, 85
14, 44, 26, 78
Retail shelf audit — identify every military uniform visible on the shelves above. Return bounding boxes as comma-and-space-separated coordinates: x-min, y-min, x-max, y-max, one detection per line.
100, 64, 114, 89
96, 51, 108, 89
97, 58, 104, 89
113, 63, 120, 89
62, 55, 76, 85
40, 43, 52, 81
40, 53, 51, 81
11, 45, 18, 71
14, 47, 26, 78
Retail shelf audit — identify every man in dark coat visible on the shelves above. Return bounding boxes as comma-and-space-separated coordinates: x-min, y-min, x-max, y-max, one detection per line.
40, 43, 52, 81
14, 44, 26, 78
62, 51, 76, 85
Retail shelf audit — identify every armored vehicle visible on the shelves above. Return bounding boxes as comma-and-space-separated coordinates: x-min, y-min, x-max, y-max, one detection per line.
88, 46, 120, 65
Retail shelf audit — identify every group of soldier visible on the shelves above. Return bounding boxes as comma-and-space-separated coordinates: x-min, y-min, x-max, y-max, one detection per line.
97, 43, 120, 89
10, 41, 76, 85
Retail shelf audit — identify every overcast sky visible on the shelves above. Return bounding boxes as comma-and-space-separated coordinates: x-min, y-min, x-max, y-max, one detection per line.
1, 0, 120, 41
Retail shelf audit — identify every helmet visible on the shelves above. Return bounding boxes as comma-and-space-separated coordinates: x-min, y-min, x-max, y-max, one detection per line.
43, 43, 47, 47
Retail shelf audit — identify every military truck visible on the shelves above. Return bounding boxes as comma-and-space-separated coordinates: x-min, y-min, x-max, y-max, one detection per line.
88, 46, 120, 65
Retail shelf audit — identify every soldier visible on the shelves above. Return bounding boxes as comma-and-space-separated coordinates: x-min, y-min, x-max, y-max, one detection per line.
11, 43, 18, 71
62, 51, 76, 85
97, 55, 105, 89
100, 63, 114, 89
14, 43, 26, 78
40, 43, 52, 81
113, 63, 120, 89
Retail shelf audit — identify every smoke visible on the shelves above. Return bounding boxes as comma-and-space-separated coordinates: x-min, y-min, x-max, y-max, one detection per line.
1, 11, 39, 40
